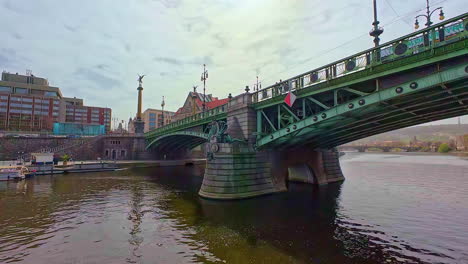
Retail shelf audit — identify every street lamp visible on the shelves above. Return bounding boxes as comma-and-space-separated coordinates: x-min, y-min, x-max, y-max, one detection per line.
414, 0, 444, 29
200, 64, 208, 114
161, 96, 165, 127
369, 0, 384, 47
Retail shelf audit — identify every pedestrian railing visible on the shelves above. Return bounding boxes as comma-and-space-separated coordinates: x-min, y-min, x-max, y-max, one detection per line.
145, 103, 228, 138
251, 13, 467, 103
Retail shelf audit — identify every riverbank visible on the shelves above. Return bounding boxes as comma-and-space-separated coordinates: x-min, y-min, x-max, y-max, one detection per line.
343, 151, 468, 159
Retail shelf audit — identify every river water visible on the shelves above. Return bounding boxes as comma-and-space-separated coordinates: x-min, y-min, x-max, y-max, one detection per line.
0, 153, 467, 264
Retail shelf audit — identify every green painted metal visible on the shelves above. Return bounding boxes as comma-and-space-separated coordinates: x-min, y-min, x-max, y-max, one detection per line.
342, 88, 369, 96
281, 105, 300, 121
256, 63, 468, 148
260, 110, 276, 132
307, 97, 330, 110
253, 13, 467, 109
146, 131, 209, 149
145, 103, 227, 141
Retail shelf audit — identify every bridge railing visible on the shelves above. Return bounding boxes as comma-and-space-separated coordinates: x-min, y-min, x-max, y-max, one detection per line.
252, 13, 467, 103
145, 103, 228, 138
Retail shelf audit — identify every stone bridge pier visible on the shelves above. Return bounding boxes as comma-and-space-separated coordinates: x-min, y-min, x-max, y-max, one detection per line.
198, 92, 345, 200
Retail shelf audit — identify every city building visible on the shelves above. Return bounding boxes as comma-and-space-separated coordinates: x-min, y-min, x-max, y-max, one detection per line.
131, 108, 174, 133
173, 91, 229, 121
0, 70, 111, 134
63, 97, 111, 133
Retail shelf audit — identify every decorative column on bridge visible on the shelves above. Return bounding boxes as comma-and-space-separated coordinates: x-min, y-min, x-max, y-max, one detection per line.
134, 74, 145, 135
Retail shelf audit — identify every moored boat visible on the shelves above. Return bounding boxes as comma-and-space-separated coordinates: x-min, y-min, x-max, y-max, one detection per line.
0, 166, 29, 181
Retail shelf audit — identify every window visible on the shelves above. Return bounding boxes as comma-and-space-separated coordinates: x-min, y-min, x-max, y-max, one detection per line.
22, 98, 33, 102
149, 113, 156, 118
31, 89, 44, 95
15, 88, 28, 94
44, 91, 58, 97
0, 86, 11, 93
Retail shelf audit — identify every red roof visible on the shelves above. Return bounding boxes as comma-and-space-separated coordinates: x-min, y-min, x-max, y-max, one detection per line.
173, 93, 229, 119
205, 98, 229, 109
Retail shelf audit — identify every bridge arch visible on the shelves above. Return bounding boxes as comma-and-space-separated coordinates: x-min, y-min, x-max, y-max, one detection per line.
146, 131, 209, 157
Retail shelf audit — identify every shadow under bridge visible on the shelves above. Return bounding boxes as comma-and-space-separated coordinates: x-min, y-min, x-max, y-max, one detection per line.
146, 131, 209, 158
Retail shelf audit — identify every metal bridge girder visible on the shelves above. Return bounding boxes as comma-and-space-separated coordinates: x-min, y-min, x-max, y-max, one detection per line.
256, 63, 468, 148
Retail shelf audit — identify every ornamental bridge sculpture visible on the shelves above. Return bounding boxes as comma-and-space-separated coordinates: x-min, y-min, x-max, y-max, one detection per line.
146, 13, 468, 199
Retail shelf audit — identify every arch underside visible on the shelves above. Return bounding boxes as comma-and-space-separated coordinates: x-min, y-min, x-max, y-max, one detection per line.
258, 64, 468, 150
146, 132, 209, 154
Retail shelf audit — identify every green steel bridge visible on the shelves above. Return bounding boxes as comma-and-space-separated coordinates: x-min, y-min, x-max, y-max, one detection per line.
144, 13, 468, 200
146, 13, 468, 153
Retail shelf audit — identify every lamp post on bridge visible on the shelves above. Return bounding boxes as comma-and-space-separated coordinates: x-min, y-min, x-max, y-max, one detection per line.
161, 96, 165, 127
414, 0, 444, 29
369, 0, 384, 47
200, 64, 208, 114
192, 86, 198, 116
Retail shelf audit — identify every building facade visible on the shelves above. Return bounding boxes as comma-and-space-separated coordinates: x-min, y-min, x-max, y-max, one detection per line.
63, 97, 111, 133
0, 71, 111, 134
141, 108, 175, 133
173, 91, 229, 121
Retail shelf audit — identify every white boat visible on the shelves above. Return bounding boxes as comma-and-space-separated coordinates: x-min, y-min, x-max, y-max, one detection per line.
0, 166, 28, 181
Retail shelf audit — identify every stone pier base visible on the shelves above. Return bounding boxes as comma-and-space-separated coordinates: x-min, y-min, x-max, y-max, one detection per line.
281, 147, 345, 185
321, 149, 345, 184
199, 143, 285, 200
198, 145, 344, 200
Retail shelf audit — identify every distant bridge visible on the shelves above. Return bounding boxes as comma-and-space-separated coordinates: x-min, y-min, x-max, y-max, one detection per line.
145, 13, 468, 199
338, 145, 423, 153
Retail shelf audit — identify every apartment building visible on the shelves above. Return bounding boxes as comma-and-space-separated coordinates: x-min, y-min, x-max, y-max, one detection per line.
0, 71, 111, 134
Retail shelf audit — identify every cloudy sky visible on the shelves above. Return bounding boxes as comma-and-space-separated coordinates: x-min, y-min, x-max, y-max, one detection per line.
1, 0, 467, 126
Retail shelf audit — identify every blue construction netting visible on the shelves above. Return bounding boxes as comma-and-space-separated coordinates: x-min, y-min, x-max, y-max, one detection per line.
53, 123, 105, 136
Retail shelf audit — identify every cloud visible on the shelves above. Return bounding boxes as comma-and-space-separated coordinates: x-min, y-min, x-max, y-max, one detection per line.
96, 64, 108, 70
64, 25, 78, 32
74, 67, 120, 89
153, 56, 213, 66
11, 32, 22, 40
2, 0, 19, 13
0, 54, 9, 66
183, 16, 211, 34
154, 56, 183, 66
212, 33, 227, 48
154, 0, 183, 9
124, 44, 131, 53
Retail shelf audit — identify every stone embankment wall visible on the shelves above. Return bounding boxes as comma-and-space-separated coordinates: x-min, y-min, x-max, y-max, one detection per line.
0, 137, 99, 160
0, 135, 155, 161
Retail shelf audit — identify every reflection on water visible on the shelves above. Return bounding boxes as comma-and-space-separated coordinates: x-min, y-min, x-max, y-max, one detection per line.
0, 153, 467, 264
